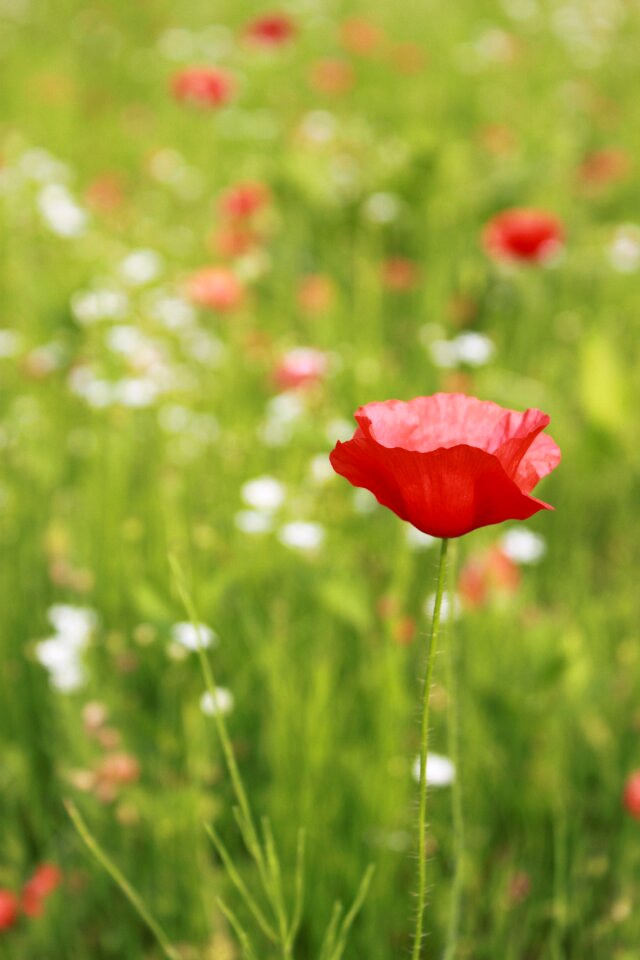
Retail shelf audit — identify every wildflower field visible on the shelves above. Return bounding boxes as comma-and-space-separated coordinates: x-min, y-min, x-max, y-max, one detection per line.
2, 0, 640, 957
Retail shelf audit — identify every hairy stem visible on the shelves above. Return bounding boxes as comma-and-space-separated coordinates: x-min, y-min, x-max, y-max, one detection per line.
444, 540, 464, 960
412, 536, 449, 960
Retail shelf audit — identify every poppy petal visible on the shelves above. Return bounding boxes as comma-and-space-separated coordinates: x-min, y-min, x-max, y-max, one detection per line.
330, 438, 551, 539
489, 408, 551, 479
355, 394, 511, 453
514, 431, 562, 493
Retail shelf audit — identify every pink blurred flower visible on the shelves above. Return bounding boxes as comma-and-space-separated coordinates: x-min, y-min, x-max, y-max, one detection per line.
274, 348, 328, 391
458, 546, 520, 610
623, 771, 640, 819
171, 67, 235, 108
186, 267, 244, 312
97, 752, 141, 787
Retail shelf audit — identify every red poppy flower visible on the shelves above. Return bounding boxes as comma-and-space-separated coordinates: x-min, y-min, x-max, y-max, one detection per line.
171, 67, 234, 108
186, 267, 244, 312
21, 863, 62, 918
381, 257, 420, 291
0, 890, 19, 931
329, 394, 560, 539
245, 13, 295, 46
219, 181, 269, 220
274, 348, 328, 391
623, 771, 640, 819
483, 209, 564, 264
24, 864, 62, 901
459, 545, 520, 609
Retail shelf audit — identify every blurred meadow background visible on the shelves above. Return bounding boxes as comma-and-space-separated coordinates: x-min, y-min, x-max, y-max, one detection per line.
2, 0, 640, 957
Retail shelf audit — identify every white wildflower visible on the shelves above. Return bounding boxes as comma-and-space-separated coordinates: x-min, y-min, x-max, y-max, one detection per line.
171, 622, 217, 651
278, 522, 325, 551
412, 752, 456, 787
500, 527, 547, 564
200, 687, 234, 717
241, 476, 286, 512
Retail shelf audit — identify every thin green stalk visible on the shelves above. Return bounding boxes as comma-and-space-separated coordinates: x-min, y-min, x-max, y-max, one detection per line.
169, 556, 271, 894
444, 540, 464, 960
319, 902, 344, 960
412, 536, 449, 960
330, 864, 375, 960
65, 801, 181, 960
205, 823, 278, 943
217, 897, 259, 960
287, 828, 306, 949
170, 556, 292, 958
262, 816, 291, 959
170, 559, 259, 852
551, 798, 568, 959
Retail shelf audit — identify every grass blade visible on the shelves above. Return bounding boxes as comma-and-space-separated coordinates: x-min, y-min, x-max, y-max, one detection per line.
206, 823, 278, 943
65, 800, 181, 960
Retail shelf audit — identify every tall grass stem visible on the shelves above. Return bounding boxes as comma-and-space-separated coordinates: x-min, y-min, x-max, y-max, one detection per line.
412, 536, 449, 960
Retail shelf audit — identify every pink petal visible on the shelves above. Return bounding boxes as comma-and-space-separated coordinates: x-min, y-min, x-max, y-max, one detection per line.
514, 431, 562, 493
355, 394, 512, 453
489, 407, 550, 479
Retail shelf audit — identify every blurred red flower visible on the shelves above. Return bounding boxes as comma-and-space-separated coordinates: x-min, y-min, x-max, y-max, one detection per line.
21, 863, 62, 918
171, 67, 234, 108
330, 394, 560, 539
381, 257, 420, 291
483, 209, 564, 264
219, 181, 269, 220
97, 752, 141, 787
274, 348, 328, 391
0, 890, 19, 931
186, 267, 244, 312
245, 13, 295, 46
459, 545, 520, 609
623, 771, 640, 819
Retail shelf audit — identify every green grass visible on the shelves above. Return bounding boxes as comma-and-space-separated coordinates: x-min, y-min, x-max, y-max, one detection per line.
2, 0, 640, 957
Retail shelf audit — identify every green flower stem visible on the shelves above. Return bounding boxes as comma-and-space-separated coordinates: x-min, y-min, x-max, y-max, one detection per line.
444, 540, 464, 960
412, 536, 449, 960
65, 801, 181, 960
169, 559, 263, 865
